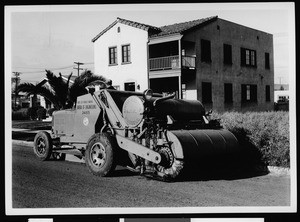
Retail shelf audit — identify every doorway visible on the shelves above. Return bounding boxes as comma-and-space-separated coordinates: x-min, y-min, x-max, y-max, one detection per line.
150, 77, 179, 98
124, 82, 135, 91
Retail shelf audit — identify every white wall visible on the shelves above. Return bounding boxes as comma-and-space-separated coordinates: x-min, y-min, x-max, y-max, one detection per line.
93, 22, 149, 91
274, 90, 289, 102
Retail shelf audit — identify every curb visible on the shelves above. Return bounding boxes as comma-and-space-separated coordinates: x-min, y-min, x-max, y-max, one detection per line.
12, 140, 33, 147
12, 129, 51, 133
268, 166, 290, 175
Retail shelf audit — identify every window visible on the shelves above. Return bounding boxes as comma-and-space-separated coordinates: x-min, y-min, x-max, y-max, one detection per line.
117, 27, 121, 33
201, 39, 211, 63
109, 46, 117, 65
265, 52, 270, 69
223, 44, 232, 65
241, 48, 256, 67
224, 83, 233, 103
245, 50, 250, 65
266, 85, 271, 102
246, 85, 251, 100
124, 82, 135, 91
202, 82, 212, 103
241, 84, 257, 102
122, 44, 131, 63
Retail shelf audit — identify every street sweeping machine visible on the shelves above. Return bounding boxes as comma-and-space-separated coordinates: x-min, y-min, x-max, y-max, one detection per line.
34, 85, 240, 180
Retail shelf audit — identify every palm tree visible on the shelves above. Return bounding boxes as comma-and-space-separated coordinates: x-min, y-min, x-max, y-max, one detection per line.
17, 69, 107, 110
17, 70, 72, 110
45, 70, 73, 109
68, 70, 107, 106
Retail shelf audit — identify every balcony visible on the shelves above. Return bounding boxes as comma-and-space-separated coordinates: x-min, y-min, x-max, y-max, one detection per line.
149, 55, 196, 71
182, 55, 196, 69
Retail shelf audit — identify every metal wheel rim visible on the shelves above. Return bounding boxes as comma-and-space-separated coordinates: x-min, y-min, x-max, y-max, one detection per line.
158, 147, 174, 168
90, 142, 107, 168
36, 137, 47, 156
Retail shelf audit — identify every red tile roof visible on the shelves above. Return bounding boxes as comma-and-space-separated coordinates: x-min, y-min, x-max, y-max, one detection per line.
92, 16, 218, 42
92, 17, 161, 42
150, 16, 218, 37
117, 17, 161, 32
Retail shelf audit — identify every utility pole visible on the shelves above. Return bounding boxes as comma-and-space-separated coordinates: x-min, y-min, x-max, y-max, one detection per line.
12, 72, 21, 109
278, 77, 284, 90
73, 62, 84, 76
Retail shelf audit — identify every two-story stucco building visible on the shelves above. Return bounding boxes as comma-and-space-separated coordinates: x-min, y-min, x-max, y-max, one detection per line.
92, 16, 274, 112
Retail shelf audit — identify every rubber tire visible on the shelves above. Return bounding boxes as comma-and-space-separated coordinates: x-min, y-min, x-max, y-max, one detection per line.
33, 131, 53, 161
85, 133, 117, 177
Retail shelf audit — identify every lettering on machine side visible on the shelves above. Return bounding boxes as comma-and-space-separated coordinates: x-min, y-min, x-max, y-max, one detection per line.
84, 104, 97, 109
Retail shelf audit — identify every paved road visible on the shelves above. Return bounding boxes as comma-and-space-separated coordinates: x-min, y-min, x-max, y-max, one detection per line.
12, 143, 290, 209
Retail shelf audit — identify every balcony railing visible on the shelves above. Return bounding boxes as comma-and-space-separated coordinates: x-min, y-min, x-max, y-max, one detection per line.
149, 55, 196, 71
182, 55, 196, 69
149, 55, 179, 71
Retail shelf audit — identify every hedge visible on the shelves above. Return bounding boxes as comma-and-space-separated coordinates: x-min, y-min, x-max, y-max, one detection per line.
48, 108, 56, 116
211, 111, 290, 168
37, 107, 47, 120
12, 108, 30, 120
12, 106, 47, 121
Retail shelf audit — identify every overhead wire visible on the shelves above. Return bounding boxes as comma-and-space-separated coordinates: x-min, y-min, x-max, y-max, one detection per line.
12, 63, 95, 83
13, 65, 75, 74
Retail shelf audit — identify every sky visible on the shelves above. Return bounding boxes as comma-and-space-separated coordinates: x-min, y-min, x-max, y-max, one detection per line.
6, 3, 295, 85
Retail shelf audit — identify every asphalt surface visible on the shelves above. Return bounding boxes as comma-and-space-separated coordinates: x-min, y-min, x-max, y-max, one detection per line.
11, 143, 291, 209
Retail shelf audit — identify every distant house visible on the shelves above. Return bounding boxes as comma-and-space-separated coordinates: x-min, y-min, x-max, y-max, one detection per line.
92, 16, 274, 112
274, 90, 289, 102
273, 83, 289, 113
11, 79, 43, 109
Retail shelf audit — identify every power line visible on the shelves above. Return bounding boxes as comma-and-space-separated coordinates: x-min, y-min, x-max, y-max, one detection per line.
13, 64, 76, 70
13, 67, 46, 70
13, 65, 74, 74
13, 62, 94, 72
12, 62, 94, 78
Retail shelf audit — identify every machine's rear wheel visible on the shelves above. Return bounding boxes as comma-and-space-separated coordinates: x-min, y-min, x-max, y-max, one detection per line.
33, 131, 53, 161
85, 133, 117, 177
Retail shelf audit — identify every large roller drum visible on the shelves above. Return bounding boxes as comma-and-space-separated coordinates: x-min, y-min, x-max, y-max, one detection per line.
167, 129, 240, 168
155, 99, 205, 121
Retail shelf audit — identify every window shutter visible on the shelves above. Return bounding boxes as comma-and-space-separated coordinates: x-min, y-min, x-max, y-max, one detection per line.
241, 84, 246, 102
241, 48, 246, 66
251, 85, 257, 102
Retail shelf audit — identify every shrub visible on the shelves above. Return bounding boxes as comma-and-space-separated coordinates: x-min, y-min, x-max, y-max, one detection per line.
12, 108, 30, 120
37, 107, 47, 120
27, 107, 38, 120
26, 106, 44, 120
211, 111, 290, 168
48, 108, 56, 116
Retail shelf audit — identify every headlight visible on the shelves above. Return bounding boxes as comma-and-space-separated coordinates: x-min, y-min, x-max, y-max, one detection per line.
143, 89, 153, 101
